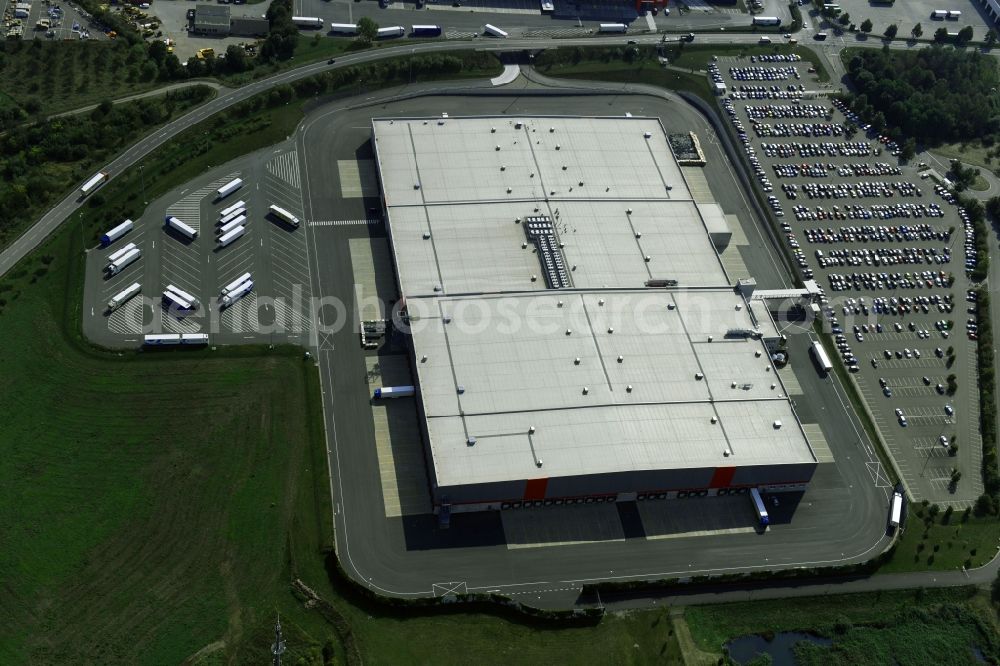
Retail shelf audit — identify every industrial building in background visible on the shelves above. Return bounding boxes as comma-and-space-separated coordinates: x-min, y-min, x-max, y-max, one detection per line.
371, 115, 818, 513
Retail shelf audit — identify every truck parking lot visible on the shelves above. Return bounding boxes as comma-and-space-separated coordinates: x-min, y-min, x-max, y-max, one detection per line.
82, 145, 314, 349
713, 52, 983, 506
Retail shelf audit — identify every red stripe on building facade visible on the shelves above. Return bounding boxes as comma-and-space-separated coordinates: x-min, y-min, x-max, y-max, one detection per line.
523, 477, 549, 500
708, 466, 736, 488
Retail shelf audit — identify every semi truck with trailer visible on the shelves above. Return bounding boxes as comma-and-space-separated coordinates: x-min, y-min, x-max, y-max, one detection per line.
750, 488, 770, 527
217, 225, 246, 248
106, 247, 140, 275
410, 24, 442, 36
165, 216, 198, 240
329, 22, 358, 34
810, 340, 833, 374
598, 23, 627, 32
165, 284, 200, 308
484, 23, 508, 37
180, 333, 209, 345
373, 385, 416, 399
100, 219, 134, 246
268, 204, 300, 228
377, 26, 405, 38
888, 490, 904, 530
216, 178, 244, 200
221, 272, 252, 296
292, 16, 324, 28
219, 208, 246, 227
218, 200, 246, 219
107, 282, 141, 311
107, 242, 138, 265
218, 215, 247, 236
752, 15, 781, 25
221, 279, 253, 308
80, 171, 109, 197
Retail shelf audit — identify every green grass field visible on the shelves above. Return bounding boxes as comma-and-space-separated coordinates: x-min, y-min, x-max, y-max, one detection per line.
879, 508, 1000, 573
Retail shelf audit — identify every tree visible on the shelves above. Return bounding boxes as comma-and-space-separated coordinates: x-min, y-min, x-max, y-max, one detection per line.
883, 24, 898, 40
986, 29, 998, 47
935, 27, 948, 42
912, 23, 923, 39
838, 12, 850, 25
957, 25, 974, 45
356, 16, 379, 44
860, 18, 873, 34
901, 137, 917, 161
224, 44, 248, 73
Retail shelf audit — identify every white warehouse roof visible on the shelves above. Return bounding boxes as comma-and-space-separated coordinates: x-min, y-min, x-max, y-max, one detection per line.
371, 116, 815, 490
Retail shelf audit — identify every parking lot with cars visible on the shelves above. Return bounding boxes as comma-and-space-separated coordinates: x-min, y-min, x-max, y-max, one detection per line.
82, 145, 314, 349
712, 52, 983, 506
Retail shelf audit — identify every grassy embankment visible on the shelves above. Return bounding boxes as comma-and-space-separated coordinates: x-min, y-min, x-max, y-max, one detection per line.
686, 587, 1000, 664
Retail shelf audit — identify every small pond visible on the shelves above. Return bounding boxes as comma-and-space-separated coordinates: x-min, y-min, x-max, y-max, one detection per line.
726, 631, 833, 666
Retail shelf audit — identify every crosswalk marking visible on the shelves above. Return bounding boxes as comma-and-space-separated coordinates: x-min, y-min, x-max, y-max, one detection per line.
166, 174, 235, 235
309, 219, 382, 227
267, 151, 301, 188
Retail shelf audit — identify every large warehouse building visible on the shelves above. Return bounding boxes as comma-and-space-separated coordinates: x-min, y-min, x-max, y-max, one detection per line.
371, 115, 818, 512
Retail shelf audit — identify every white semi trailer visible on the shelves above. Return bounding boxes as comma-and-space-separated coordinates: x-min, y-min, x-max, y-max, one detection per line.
217, 225, 246, 248
373, 385, 416, 398
107, 282, 141, 311
219, 207, 246, 227
216, 177, 244, 200
144, 333, 182, 345
107, 242, 138, 264
106, 247, 141, 275
221, 279, 253, 307
221, 272, 252, 296
165, 284, 200, 308
292, 16, 323, 28
80, 171, 109, 197
268, 204, 300, 228
165, 216, 198, 239
219, 200, 246, 219
218, 214, 247, 236
100, 219, 134, 246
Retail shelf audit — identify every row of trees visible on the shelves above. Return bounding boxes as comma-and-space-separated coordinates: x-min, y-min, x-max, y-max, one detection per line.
831, 13, 996, 46
845, 48, 1000, 145
0, 87, 212, 247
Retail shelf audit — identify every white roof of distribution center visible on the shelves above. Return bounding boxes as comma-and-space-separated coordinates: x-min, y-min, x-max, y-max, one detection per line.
371, 116, 815, 488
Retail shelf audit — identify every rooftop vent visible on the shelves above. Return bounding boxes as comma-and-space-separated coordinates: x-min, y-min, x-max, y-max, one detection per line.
467, 436, 477, 446
695, 372, 704, 380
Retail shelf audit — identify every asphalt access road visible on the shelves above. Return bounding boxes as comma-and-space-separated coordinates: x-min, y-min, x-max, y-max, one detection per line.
297, 81, 896, 606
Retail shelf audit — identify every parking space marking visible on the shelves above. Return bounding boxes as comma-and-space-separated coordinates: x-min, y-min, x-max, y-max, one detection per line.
107, 297, 145, 335
267, 151, 301, 188
336, 159, 379, 199
801, 424, 835, 463
522, 27, 591, 38
167, 174, 235, 235
445, 30, 477, 39
645, 526, 757, 540
220, 291, 259, 334
160, 308, 202, 334
777, 364, 802, 395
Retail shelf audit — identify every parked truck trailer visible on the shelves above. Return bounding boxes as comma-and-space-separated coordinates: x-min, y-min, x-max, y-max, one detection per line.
219, 199, 246, 219
217, 225, 246, 248
373, 385, 416, 399
221, 272, 252, 296
598, 22, 627, 32
165, 216, 198, 239
107, 242, 138, 265
100, 219, 134, 246
292, 16, 324, 28
107, 282, 141, 311
106, 247, 141, 275
221, 279, 253, 307
216, 177, 244, 200
218, 214, 247, 236
484, 23, 508, 37
268, 204, 300, 228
